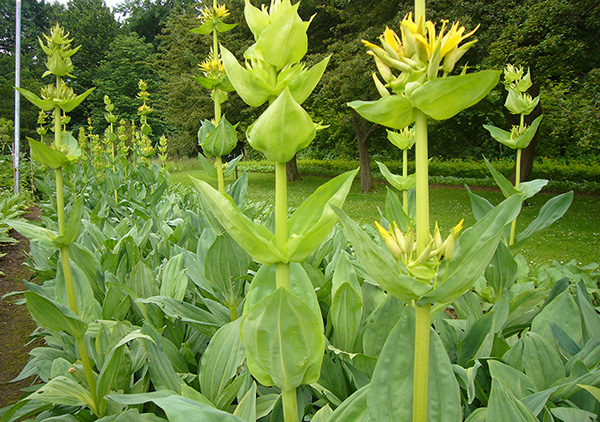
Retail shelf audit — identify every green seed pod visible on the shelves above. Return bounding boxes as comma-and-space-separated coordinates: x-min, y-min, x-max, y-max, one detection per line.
247, 88, 316, 163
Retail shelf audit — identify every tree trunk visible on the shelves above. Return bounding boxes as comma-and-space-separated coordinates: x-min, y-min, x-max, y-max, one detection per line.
286, 154, 301, 182
351, 110, 377, 193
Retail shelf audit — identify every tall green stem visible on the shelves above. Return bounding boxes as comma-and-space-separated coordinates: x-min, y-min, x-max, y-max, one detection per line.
509, 147, 522, 245
415, 110, 429, 253
53, 99, 98, 412
215, 155, 225, 193
275, 162, 290, 291
415, 0, 426, 32
414, 106, 430, 421
413, 303, 431, 422
403, 148, 408, 213
282, 388, 298, 422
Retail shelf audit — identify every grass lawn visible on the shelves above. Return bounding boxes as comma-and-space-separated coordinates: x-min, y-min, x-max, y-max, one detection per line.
170, 169, 600, 266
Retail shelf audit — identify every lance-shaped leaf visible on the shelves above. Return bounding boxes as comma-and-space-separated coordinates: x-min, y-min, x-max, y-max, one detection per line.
246, 88, 316, 163
285, 168, 358, 261
510, 191, 573, 252
16, 87, 55, 110
487, 379, 538, 422
368, 308, 462, 422
408, 70, 501, 120
334, 207, 431, 300
286, 55, 330, 104
30, 376, 96, 413
328, 385, 371, 422
483, 157, 519, 198
60, 87, 95, 112
200, 319, 246, 405
221, 46, 273, 107
240, 287, 325, 392
505, 89, 539, 116
331, 252, 363, 352
54, 197, 83, 248
253, 3, 307, 69
244, 0, 269, 40
28, 138, 69, 169
348, 95, 414, 130
376, 161, 416, 191
420, 194, 522, 304
7, 218, 59, 250
191, 177, 285, 264
484, 115, 543, 150
25, 291, 88, 338
153, 396, 245, 422
190, 22, 214, 35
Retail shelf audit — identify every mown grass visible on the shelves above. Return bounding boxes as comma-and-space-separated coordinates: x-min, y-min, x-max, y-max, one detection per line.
170, 168, 600, 266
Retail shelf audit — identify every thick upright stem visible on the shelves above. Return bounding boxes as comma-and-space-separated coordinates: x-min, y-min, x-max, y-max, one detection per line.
275, 162, 290, 290
215, 155, 225, 193
509, 148, 522, 245
413, 303, 431, 422
282, 389, 298, 422
414, 110, 429, 253
403, 148, 409, 213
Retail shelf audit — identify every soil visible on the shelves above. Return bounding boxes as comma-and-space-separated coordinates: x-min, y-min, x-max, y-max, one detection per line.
0, 207, 40, 409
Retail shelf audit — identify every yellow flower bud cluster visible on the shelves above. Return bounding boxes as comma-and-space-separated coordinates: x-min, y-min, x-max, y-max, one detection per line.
376, 219, 463, 280
503, 65, 539, 116
39, 24, 81, 78
199, 49, 226, 79
200, 4, 230, 24
362, 12, 479, 95
40, 79, 76, 103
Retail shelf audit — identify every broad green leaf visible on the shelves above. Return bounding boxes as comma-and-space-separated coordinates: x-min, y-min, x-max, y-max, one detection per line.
28, 138, 69, 169
362, 294, 404, 359
221, 46, 273, 106
485, 242, 517, 301
140, 324, 184, 394
160, 253, 188, 301
16, 87, 54, 110
578, 384, 600, 403
137, 296, 223, 337
505, 90, 539, 116
60, 88, 95, 112
421, 194, 522, 304
285, 169, 358, 261
7, 219, 58, 250
511, 191, 573, 252
328, 385, 371, 422
376, 161, 416, 191
483, 124, 513, 148
311, 405, 333, 422
465, 185, 494, 221
232, 382, 256, 422
106, 391, 175, 405
484, 157, 519, 199
215, 21, 238, 33
331, 252, 363, 352
383, 187, 413, 231
200, 319, 245, 405
205, 233, 250, 302
408, 70, 501, 120
458, 311, 495, 366
521, 387, 559, 417
487, 379, 538, 422
576, 282, 600, 344
198, 153, 218, 180
368, 307, 461, 422
348, 95, 414, 130
464, 408, 487, 422
153, 396, 245, 422
334, 207, 431, 300
515, 115, 543, 149
532, 289, 581, 345
520, 178, 549, 200
489, 360, 536, 401
55, 254, 100, 323
192, 177, 285, 264
246, 88, 316, 163
204, 117, 238, 157
253, 3, 307, 69
25, 291, 87, 338
190, 22, 214, 35
522, 332, 565, 391
29, 376, 96, 414
243, 263, 322, 325
240, 288, 325, 391
550, 407, 597, 422
287, 55, 330, 104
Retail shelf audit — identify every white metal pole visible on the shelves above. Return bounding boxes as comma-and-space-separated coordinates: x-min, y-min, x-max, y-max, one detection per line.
14, 0, 22, 194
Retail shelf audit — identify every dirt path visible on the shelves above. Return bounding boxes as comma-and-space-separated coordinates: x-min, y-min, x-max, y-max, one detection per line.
0, 207, 40, 408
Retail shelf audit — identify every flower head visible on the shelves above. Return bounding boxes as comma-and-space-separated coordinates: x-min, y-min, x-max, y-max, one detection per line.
200, 4, 230, 24
200, 49, 225, 78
